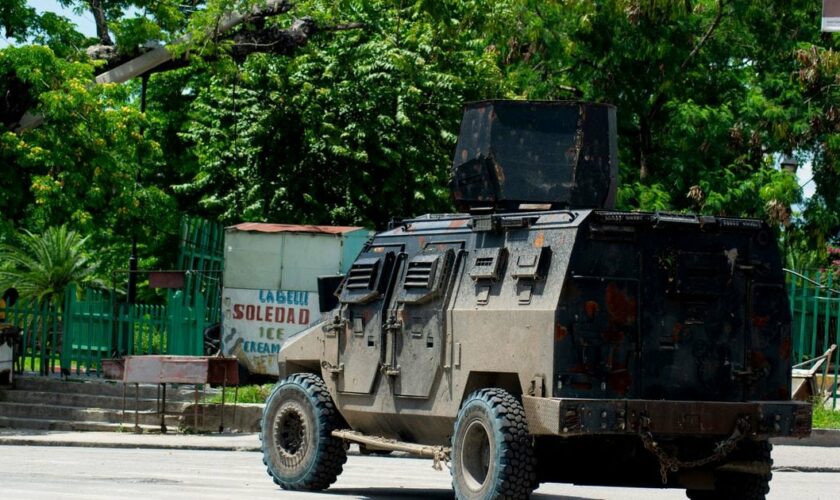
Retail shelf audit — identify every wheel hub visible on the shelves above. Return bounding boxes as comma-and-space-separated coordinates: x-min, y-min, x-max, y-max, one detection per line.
274, 404, 308, 466
460, 419, 492, 491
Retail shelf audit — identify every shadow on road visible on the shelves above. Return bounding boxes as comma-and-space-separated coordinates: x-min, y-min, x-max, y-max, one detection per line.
323, 487, 598, 500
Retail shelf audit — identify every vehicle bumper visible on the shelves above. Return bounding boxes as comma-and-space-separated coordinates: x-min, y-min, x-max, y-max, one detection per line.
522, 396, 812, 438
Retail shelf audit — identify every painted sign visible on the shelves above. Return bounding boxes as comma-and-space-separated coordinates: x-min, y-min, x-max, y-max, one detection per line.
221, 287, 319, 376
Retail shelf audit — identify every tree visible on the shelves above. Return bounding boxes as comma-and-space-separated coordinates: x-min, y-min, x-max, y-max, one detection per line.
0, 225, 100, 303
3, 0, 840, 274
0, 45, 178, 274
177, 0, 502, 228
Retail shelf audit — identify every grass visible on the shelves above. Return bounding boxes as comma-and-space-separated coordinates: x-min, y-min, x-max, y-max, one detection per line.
812, 402, 840, 429
207, 384, 274, 404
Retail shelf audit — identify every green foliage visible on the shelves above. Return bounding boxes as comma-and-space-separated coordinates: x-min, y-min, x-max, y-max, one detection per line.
0, 224, 99, 303
1, 45, 178, 274
3, 0, 840, 271
812, 402, 840, 429
179, 0, 503, 227
27, 13, 92, 59
208, 383, 273, 404
0, 0, 36, 40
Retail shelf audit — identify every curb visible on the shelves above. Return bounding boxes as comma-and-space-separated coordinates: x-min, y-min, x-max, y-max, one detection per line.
0, 437, 260, 452
0, 436, 417, 459
773, 466, 840, 473
772, 429, 840, 448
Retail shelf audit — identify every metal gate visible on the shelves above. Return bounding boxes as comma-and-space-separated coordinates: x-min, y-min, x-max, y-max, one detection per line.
787, 269, 840, 408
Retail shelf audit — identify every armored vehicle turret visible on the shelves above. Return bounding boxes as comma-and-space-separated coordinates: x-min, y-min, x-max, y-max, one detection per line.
259, 101, 811, 500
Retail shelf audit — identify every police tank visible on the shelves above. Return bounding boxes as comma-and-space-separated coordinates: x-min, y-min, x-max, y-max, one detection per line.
260, 100, 811, 500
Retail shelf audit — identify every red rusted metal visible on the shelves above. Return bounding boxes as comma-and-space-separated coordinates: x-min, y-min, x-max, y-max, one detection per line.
149, 271, 186, 289
229, 222, 362, 234
104, 356, 239, 433
109, 355, 239, 385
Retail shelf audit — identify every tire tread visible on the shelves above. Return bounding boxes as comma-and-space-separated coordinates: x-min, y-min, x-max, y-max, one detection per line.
452, 388, 537, 500
260, 373, 347, 491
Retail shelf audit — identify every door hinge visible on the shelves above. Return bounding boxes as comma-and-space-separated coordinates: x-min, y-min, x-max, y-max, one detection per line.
381, 364, 401, 377
321, 360, 344, 376
323, 314, 345, 337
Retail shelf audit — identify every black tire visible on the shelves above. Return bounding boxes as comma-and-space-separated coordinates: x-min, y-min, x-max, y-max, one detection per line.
260, 373, 347, 491
203, 323, 221, 356
451, 388, 537, 500
686, 440, 772, 500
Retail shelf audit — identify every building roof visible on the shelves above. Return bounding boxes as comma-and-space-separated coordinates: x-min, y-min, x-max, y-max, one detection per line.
227, 223, 364, 235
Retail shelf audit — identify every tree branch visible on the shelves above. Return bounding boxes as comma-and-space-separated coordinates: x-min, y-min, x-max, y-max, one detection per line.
678, 0, 726, 73
88, 0, 113, 46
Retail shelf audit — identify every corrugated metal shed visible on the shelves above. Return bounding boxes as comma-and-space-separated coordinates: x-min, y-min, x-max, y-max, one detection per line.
223, 224, 371, 291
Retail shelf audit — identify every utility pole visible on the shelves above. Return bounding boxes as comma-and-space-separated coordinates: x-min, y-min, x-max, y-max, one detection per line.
127, 74, 148, 305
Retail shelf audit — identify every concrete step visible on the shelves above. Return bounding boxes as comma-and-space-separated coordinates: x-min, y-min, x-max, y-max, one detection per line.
13, 375, 202, 401
0, 402, 181, 427
0, 389, 193, 412
0, 416, 162, 433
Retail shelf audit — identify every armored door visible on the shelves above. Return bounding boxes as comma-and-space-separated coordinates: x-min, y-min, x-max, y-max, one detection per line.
332, 247, 401, 394
386, 242, 464, 398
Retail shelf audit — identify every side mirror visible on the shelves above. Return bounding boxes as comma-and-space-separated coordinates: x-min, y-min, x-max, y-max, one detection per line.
317, 275, 344, 313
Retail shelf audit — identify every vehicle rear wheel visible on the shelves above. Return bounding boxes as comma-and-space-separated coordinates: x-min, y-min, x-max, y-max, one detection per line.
451, 388, 537, 500
260, 373, 347, 491
685, 440, 772, 500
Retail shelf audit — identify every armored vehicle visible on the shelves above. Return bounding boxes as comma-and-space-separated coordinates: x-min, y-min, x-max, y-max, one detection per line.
260, 101, 811, 500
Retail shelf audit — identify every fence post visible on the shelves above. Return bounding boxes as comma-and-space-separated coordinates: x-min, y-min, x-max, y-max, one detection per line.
168, 290, 181, 355
195, 291, 205, 356
62, 286, 73, 374
834, 294, 839, 410
811, 270, 822, 359
824, 274, 834, 356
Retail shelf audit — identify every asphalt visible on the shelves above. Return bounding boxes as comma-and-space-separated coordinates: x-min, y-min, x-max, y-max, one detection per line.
0, 429, 839, 473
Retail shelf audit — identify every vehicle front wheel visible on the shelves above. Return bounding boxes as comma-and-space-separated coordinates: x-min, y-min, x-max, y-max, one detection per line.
451, 388, 537, 500
260, 373, 347, 491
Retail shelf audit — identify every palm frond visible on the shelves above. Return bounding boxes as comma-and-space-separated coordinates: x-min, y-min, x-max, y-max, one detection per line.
0, 224, 98, 305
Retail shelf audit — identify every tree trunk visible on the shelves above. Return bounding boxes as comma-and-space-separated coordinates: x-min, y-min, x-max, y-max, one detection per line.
639, 116, 652, 180
88, 0, 113, 46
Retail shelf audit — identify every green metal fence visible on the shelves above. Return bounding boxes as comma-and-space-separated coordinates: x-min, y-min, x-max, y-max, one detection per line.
786, 269, 839, 408
2, 286, 208, 376
1, 217, 223, 377
114, 290, 205, 358
178, 217, 224, 324
1, 297, 61, 374
63, 286, 113, 375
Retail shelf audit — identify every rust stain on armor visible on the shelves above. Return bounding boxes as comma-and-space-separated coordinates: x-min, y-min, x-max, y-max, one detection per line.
608, 363, 632, 395
584, 300, 599, 320
752, 315, 770, 329
779, 337, 792, 361
605, 283, 637, 327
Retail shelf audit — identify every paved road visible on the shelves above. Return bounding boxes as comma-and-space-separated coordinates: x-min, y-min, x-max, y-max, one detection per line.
2, 446, 838, 499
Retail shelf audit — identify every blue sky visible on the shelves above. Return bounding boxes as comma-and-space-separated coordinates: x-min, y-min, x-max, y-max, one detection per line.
0, 2, 820, 201
32, 0, 97, 36
0, 1, 96, 47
